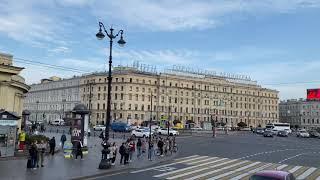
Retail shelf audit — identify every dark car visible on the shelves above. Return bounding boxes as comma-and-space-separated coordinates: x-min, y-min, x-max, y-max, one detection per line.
263, 128, 273, 137
277, 130, 289, 137
250, 170, 295, 180
309, 131, 320, 138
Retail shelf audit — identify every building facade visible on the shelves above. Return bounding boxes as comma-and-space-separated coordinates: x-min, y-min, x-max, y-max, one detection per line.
80, 65, 279, 128
24, 76, 81, 123
0, 52, 30, 130
279, 99, 320, 129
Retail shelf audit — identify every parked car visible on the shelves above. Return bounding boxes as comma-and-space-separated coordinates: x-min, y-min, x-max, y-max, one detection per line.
157, 128, 179, 136
255, 128, 265, 134
250, 170, 295, 180
111, 122, 130, 132
308, 131, 320, 138
93, 125, 106, 131
131, 129, 153, 138
297, 129, 310, 138
263, 128, 274, 137
241, 127, 251, 131
51, 119, 65, 126
277, 130, 289, 137
190, 126, 203, 131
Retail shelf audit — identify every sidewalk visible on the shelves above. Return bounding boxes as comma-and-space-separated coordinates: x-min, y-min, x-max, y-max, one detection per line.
0, 132, 178, 180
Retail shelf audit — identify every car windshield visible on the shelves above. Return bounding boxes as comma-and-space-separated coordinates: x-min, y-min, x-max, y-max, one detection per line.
250, 175, 282, 180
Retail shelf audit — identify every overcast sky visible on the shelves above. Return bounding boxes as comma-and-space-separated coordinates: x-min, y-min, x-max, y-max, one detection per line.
0, 0, 320, 100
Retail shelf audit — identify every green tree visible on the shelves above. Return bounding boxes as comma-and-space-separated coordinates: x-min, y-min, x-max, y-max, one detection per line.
237, 122, 247, 128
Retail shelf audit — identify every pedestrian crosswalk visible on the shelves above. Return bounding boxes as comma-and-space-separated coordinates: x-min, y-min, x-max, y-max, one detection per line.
145, 155, 320, 180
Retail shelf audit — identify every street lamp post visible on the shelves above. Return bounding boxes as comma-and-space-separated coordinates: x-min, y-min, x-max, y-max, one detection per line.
36, 100, 39, 124
96, 22, 126, 143
148, 92, 153, 160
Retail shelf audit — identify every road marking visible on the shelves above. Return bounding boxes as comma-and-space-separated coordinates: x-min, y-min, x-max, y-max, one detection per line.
229, 163, 273, 180
186, 157, 218, 165
206, 161, 261, 180
167, 161, 249, 180
177, 160, 249, 180
288, 166, 302, 173
174, 155, 199, 161
276, 164, 288, 170
296, 167, 317, 179
153, 158, 229, 178
131, 155, 208, 173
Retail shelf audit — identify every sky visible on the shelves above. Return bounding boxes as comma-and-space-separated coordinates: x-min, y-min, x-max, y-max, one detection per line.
0, 0, 320, 100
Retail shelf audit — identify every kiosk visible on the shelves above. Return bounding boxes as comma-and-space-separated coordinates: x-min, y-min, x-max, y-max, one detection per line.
0, 110, 19, 157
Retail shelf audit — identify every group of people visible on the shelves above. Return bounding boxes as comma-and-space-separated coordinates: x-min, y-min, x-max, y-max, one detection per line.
27, 137, 56, 170
106, 135, 177, 166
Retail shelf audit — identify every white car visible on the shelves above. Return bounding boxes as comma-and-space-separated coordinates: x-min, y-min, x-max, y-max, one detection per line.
191, 126, 203, 131
131, 129, 153, 138
93, 125, 106, 131
297, 129, 310, 138
157, 128, 179, 136
51, 119, 65, 126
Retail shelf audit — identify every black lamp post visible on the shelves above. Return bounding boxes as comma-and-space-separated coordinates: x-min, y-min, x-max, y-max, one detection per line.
36, 100, 39, 124
96, 21, 126, 143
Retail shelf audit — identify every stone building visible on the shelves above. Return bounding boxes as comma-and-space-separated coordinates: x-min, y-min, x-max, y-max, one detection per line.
279, 99, 320, 129
0, 52, 30, 130
24, 76, 81, 123
80, 65, 279, 128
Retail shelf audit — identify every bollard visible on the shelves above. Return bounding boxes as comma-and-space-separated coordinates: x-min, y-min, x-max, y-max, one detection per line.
113, 133, 114, 139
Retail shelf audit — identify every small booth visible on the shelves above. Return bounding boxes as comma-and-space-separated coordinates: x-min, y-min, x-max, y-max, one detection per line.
0, 110, 19, 157
64, 104, 89, 158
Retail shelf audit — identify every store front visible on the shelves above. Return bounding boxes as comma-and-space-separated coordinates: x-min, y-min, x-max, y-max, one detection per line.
0, 110, 19, 157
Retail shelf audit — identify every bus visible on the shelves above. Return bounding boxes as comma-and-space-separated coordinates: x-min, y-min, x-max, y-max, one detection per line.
266, 123, 291, 134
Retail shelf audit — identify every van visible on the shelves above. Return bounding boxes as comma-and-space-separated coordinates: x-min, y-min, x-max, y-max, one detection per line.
111, 122, 130, 132
51, 119, 65, 126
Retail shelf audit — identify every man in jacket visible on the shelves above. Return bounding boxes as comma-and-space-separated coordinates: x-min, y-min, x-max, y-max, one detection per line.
60, 133, 67, 149
119, 143, 125, 165
49, 137, 56, 155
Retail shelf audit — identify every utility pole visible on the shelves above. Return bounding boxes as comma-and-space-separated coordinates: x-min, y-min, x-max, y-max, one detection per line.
167, 105, 171, 137
148, 92, 153, 160
36, 100, 39, 124
87, 80, 94, 125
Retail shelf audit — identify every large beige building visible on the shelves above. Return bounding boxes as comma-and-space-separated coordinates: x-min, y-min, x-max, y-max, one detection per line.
0, 52, 30, 129
81, 64, 279, 128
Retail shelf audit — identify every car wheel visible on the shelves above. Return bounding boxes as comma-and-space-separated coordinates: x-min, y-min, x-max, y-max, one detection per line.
158, 132, 161, 135
169, 133, 173, 136
132, 134, 136, 138
143, 135, 146, 138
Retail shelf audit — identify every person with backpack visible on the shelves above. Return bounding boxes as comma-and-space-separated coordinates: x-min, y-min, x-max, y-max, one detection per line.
60, 133, 67, 149
136, 138, 142, 158
157, 138, 164, 157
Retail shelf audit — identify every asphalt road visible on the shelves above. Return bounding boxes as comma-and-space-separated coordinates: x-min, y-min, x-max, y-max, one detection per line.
91, 132, 320, 180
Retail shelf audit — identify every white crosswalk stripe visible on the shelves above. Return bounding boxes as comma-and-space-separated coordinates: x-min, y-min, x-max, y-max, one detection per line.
138, 155, 320, 179
296, 167, 317, 180
153, 158, 230, 178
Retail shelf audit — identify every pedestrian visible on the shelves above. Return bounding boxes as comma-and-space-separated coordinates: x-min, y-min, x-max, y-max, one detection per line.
36, 140, 46, 167
136, 138, 142, 158
75, 141, 83, 160
49, 137, 56, 155
99, 131, 104, 140
165, 138, 170, 155
157, 138, 164, 156
119, 143, 125, 165
60, 133, 67, 149
141, 137, 146, 154
29, 141, 38, 169
18, 130, 26, 151
129, 140, 135, 162
148, 140, 154, 161
69, 127, 72, 135
169, 137, 173, 154
110, 142, 117, 165
124, 142, 130, 164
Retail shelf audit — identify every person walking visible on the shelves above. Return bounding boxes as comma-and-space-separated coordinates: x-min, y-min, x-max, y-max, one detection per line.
29, 141, 38, 169
136, 138, 142, 158
18, 130, 26, 151
60, 133, 67, 149
49, 137, 56, 155
141, 137, 146, 154
157, 138, 164, 157
36, 140, 46, 167
119, 143, 125, 165
110, 142, 117, 165
124, 142, 130, 164
75, 141, 83, 160
148, 140, 154, 161
128, 140, 135, 162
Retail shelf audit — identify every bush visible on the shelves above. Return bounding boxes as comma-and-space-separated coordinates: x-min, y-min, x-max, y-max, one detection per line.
237, 122, 247, 128
26, 134, 49, 145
